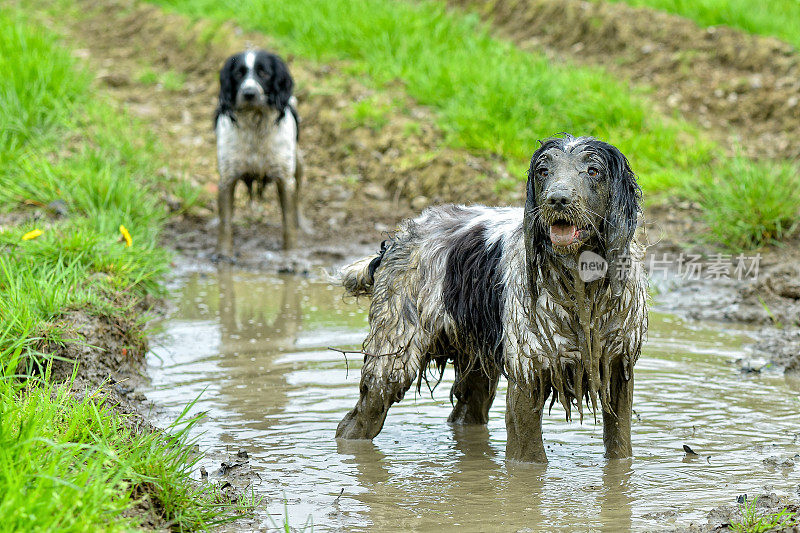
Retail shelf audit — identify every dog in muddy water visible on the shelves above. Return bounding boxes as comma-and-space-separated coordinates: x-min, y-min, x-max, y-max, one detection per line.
214, 49, 303, 258
336, 134, 648, 462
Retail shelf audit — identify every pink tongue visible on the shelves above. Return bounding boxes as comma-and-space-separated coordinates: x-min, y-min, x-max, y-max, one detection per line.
550, 223, 577, 245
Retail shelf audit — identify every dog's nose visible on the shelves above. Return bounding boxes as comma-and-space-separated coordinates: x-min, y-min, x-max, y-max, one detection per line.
241, 88, 258, 101
546, 190, 572, 210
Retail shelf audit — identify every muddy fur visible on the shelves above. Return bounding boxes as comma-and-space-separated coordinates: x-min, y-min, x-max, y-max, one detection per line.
336, 136, 648, 462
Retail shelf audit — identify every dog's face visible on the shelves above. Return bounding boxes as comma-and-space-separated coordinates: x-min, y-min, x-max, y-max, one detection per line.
218, 50, 293, 116
524, 135, 641, 273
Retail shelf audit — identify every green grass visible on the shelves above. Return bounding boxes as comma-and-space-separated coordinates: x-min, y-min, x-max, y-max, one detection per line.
0, 7, 170, 363
729, 497, 799, 533
348, 95, 396, 131
695, 156, 800, 249
0, 8, 248, 529
0, 352, 252, 531
150, 0, 712, 192
600, 0, 800, 51
148, 0, 799, 249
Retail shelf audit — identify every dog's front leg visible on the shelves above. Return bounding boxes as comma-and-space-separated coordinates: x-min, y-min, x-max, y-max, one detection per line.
336, 376, 404, 440
505, 381, 547, 463
216, 179, 236, 258
275, 177, 298, 250
602, 363, 634, 459
337, 340, 425, 440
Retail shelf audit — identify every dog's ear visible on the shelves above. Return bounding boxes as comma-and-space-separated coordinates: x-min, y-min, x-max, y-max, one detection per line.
602, 143, 641, 296
216, 55, 237, 123
522, 143, 550, 305
523, 141, 551, 249
269, 55, 294, 121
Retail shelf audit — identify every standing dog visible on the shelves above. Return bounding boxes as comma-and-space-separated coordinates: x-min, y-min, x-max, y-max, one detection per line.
336, 135, 648, 462
215, 50, 302, 256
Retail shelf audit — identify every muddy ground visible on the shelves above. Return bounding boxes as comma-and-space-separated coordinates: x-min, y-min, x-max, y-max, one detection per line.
25, 0, 800, 528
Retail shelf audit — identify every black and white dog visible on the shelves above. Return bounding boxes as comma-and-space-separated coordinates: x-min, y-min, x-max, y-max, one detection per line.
336, 135, 648, 463
215, 50, 303, 256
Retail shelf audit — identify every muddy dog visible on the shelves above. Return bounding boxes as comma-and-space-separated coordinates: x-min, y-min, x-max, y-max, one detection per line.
215, 50, 303, 257
336, 135, 648, 462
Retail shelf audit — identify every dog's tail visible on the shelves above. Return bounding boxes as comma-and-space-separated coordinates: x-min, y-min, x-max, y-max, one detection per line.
339, 240, 388, 297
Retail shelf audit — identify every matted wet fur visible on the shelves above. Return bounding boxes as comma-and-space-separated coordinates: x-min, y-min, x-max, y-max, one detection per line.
336, 135, 648, 462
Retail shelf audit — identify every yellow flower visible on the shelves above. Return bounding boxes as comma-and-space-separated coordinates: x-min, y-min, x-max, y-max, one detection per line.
119, 225, 132, 247
21, 229, 43, 241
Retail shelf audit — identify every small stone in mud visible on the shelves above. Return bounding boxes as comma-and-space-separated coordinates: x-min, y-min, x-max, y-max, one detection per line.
214, 459, 248, 476
236, 450, 248, 459
762, 456, 796, 469
113, 383, 134, 396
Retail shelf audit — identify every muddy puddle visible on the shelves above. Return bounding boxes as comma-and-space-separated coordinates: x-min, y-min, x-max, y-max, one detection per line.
145, 268, 800, 531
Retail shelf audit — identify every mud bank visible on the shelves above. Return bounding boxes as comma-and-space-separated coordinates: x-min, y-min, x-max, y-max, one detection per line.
650, 252, 800, 374
33, 307, 255, 527
451, 0, 800, 161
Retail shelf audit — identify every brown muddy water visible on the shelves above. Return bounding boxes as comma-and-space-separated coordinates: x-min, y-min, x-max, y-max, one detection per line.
145, 267, 800, 532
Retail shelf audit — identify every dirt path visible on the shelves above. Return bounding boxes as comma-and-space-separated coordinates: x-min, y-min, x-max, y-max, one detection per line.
452, 0, 800, 160
39, 0, 798, 363
41, 0, 518, 273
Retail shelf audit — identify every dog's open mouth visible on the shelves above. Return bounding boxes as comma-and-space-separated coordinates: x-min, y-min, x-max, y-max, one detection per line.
549, 221, 590, 248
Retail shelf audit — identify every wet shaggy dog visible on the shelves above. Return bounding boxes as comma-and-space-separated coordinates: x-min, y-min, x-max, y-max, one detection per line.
336, 135, 648, 462
215, 50, 303, 256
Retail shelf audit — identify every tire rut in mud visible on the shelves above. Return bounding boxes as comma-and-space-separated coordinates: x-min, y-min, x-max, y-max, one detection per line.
451, 0, 800, 160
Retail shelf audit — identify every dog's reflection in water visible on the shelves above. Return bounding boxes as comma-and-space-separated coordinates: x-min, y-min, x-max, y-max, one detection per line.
214, 265, 302, 428
335, 425, 632, 530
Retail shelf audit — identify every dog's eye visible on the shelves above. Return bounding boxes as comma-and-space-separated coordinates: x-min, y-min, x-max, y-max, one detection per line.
536, 168, 549, 178
587, 167, 599, 178
256, 67, 268, 78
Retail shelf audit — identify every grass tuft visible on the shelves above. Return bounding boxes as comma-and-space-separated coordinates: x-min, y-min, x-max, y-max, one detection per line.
600, 0, 800, 51
729, 497, 799, 533
696, 156, 800, 249
0, 358, 254, 531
